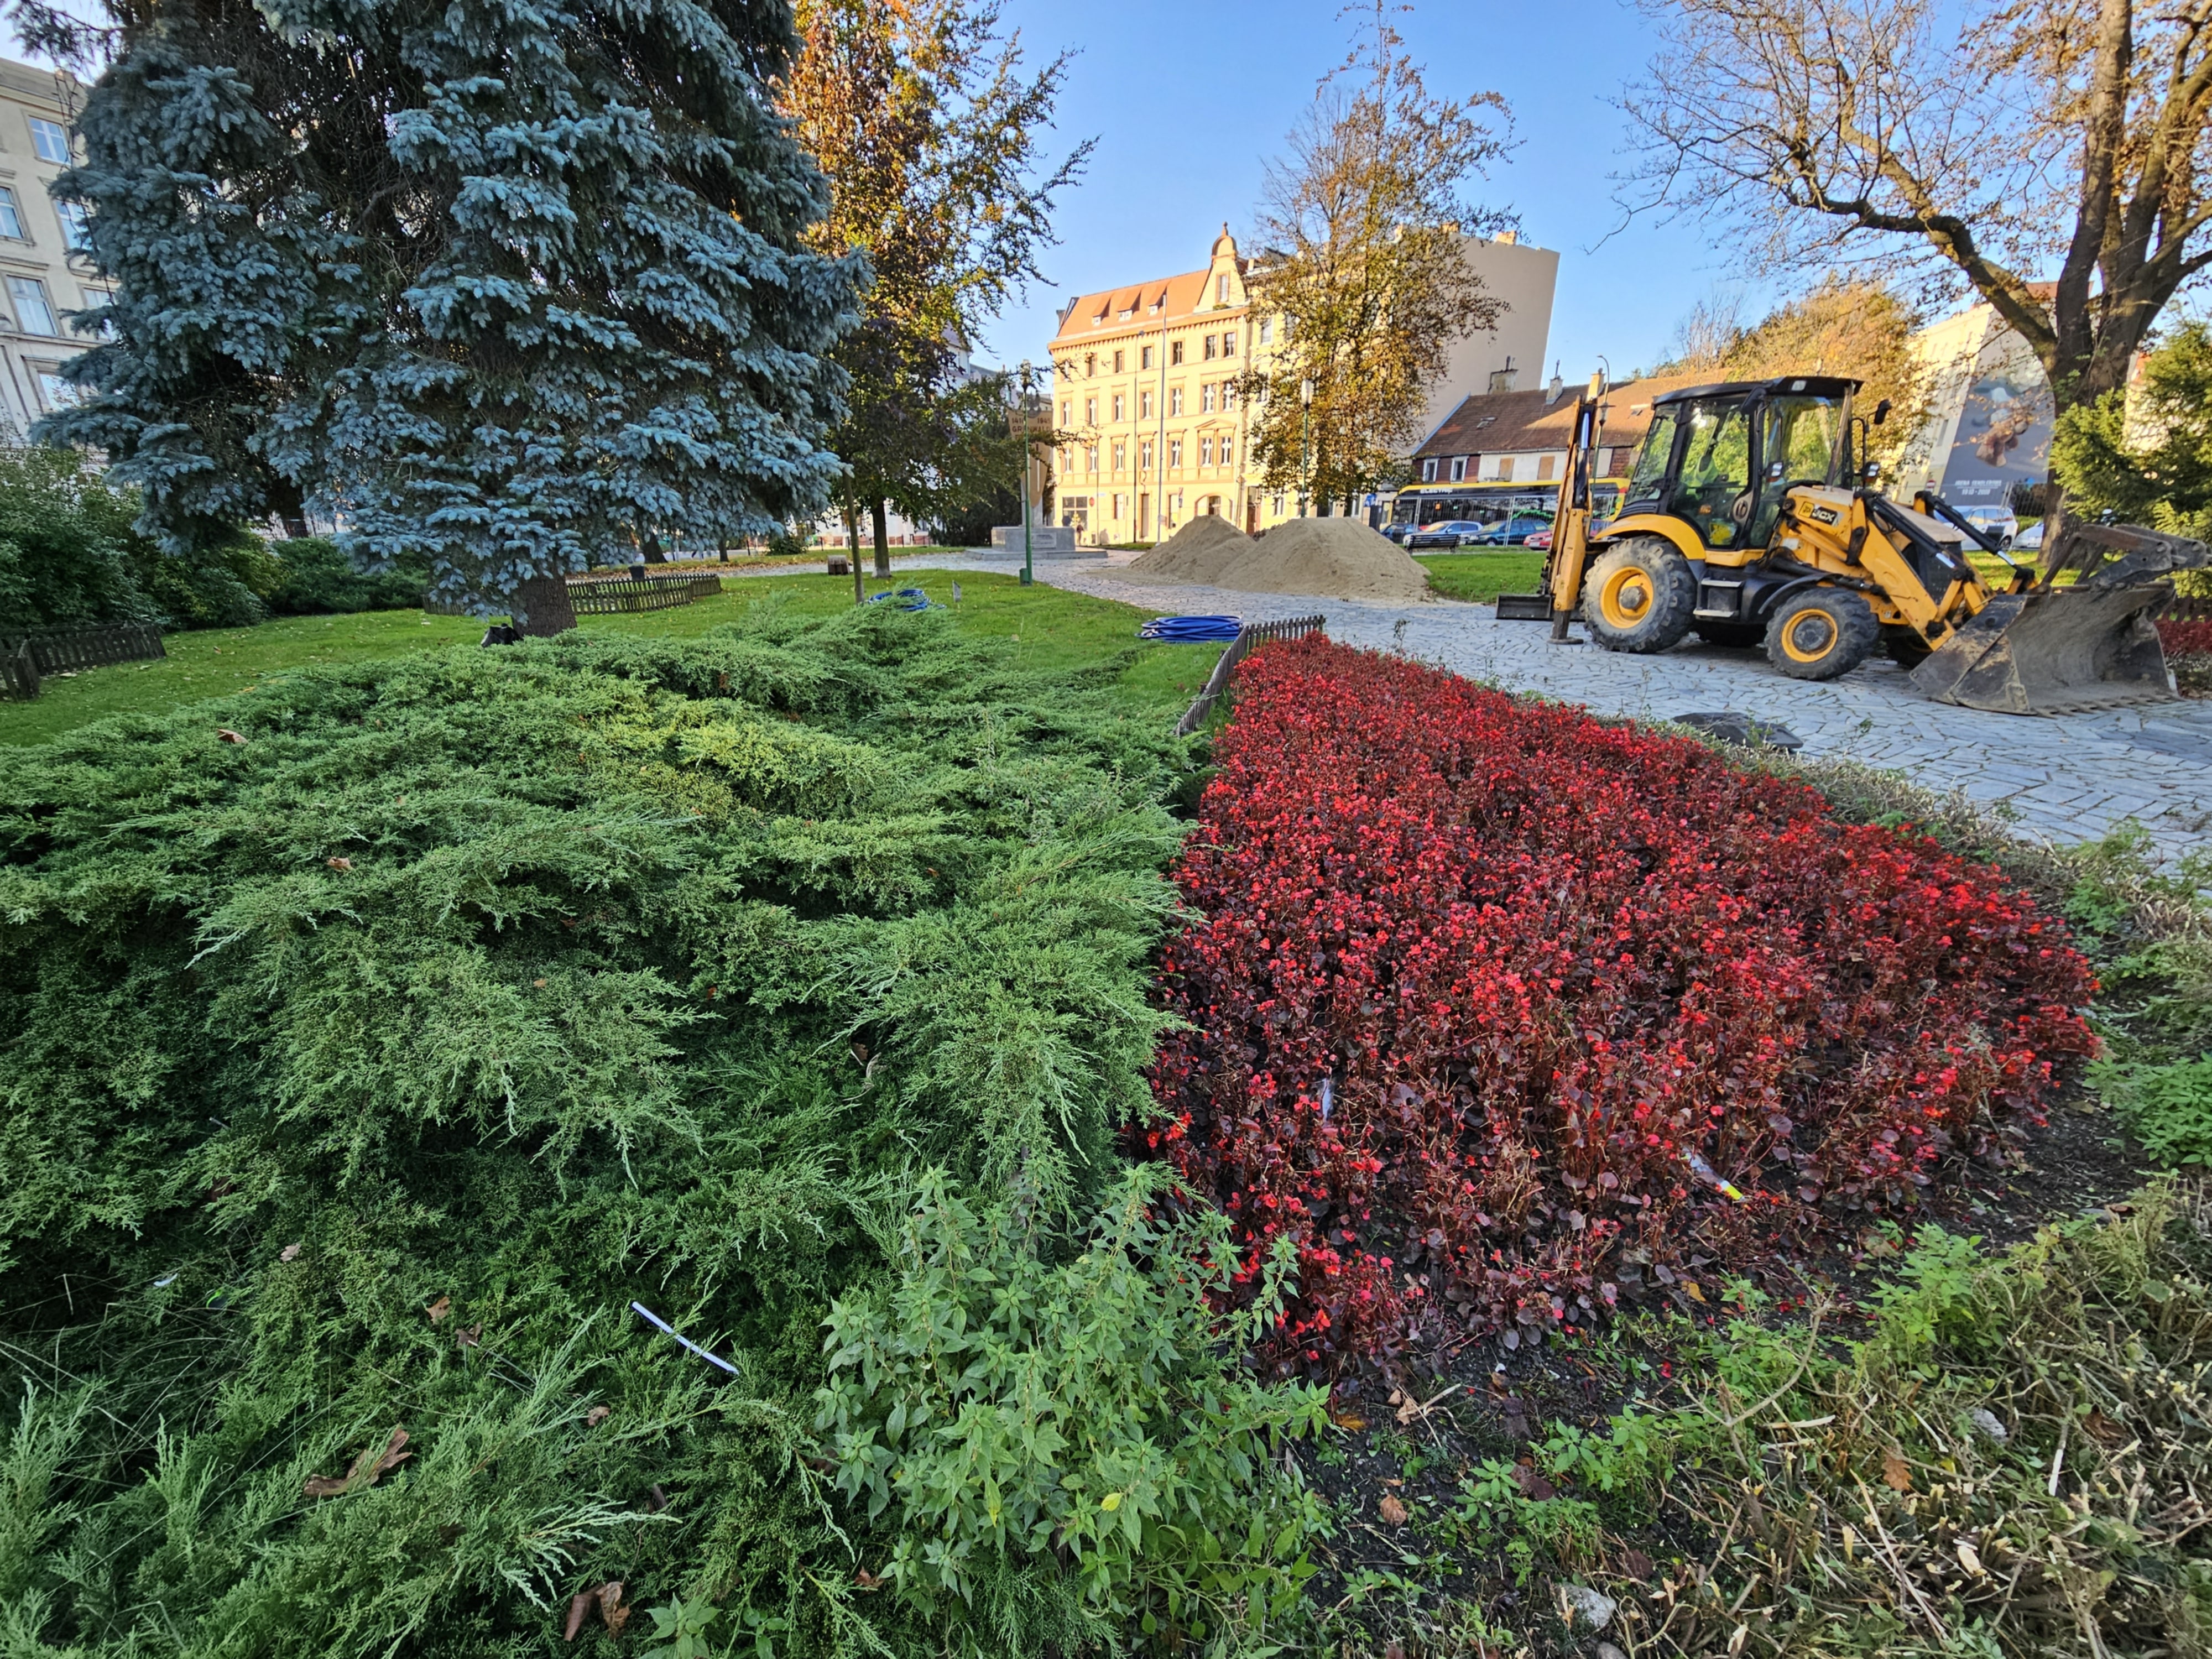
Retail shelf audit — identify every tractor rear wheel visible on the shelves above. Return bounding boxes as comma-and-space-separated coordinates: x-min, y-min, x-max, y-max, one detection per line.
1583, 539, 1697, 654
1765, 588, 1879, 681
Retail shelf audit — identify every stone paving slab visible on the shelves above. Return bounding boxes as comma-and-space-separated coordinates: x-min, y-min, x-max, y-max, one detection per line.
1018, 560, 2212, 858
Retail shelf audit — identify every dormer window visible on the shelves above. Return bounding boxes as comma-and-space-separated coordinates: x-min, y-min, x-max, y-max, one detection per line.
1216, 274, 1229, 304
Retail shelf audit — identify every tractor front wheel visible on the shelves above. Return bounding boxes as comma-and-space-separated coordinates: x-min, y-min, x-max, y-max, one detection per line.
1765, 588, 1879, 681
1583, 539, 1697, 654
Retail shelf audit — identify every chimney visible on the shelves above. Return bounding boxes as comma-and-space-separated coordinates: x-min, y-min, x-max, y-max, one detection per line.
1547, 363, 1564, 403
1487, 355, 1518, 395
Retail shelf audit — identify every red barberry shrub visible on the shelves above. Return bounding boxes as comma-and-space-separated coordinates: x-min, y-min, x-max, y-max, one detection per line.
2157, 617, 2212, 659
1143, 639, 2096, 1370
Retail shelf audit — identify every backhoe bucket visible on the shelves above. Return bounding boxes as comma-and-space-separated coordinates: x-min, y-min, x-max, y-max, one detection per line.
1909, 583, 2177, 715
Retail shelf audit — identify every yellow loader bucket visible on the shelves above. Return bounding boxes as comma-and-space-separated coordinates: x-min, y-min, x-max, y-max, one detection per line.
1909, 582, 2177, 716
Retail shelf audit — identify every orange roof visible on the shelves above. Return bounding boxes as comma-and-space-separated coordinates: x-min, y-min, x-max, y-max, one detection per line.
1417, 373, 1711, 459
1050, 267, 1237, 347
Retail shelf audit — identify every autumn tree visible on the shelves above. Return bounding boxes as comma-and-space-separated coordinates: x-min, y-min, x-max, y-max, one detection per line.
2052, 318, 2212, 541
1237, 7, 1510, 514
1624, 0, 2212, 530
781, 0, 1082, 577
1661, 278, 1932, 461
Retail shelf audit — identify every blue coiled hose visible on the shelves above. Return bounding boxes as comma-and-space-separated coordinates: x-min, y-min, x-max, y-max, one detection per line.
866, 587, 939, 611
1138, 614, 1243, 643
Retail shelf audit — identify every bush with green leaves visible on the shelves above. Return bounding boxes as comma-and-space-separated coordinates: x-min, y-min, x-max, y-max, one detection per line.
0, 603, 1300, 1656
265, 535, 432, 614
816, 1170, 1328, 1652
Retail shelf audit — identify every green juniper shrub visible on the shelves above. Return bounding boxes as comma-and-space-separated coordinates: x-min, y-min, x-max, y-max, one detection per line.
264, 535, 433, 615
0, 603, 1315, 1657
815, 1169, 1328, 1652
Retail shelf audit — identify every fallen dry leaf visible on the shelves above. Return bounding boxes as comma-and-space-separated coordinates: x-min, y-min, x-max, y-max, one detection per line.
217, 728, 247, 744
304, 1426, 411, 1499
564, 1593, 593, 1642
585, 1405, 611, 1428
279, 1242, 302, 1262
325, 857, 353, 871
854, 1567, 885, 1591
1328, 1410, 1367, 1432
1510, 1460, 1557, 1500
1682, 1280, 1706, 1304
456, 1323, 483, 1350
1881, 1450, 1913, 1493
1377, 1494, 1408, 1526
1618, 1546, 1655, 1580
533, 977, 548, 988
597, 1583, 627, 1635
1957, 1539, 1985, 1576
425, 1295, 451, 1323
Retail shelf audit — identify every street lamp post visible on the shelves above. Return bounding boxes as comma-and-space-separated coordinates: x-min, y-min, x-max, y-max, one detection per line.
1018, 359, 1035, 587
1299, 377, 1314, 518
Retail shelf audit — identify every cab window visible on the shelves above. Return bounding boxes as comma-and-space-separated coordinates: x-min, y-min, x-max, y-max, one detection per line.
1751, 395, 1847, 543
1672, 399, 1754, 547
1623, 408, 1678, 513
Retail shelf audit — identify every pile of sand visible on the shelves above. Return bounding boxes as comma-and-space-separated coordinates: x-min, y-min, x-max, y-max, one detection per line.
1212, 518, 1432, 603
1126, 514, 1252, 582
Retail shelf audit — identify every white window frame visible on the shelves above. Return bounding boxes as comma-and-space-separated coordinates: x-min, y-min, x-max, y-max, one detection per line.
1222, 330, 1237, 356
1169, 386, 1183, 416
7, 276, 58, 336
28, 117, 69, 164
0, 187, 22, 239
1199, 436, 1213, 466
57, 199, 92, 252
1449, 456, 1467, 482
1420, 458, 1437, 482
1169, 438, 1183, 468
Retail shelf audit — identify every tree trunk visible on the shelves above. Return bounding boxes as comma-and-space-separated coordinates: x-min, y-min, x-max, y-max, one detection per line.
845, 507, 863, 604
640, 531, 667, 565
506, 572, 577, 637
872, 500, 891, 578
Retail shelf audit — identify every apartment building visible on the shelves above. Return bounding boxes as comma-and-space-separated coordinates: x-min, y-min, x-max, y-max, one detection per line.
1045, 226, 1556, 545
0, 57, 100, 435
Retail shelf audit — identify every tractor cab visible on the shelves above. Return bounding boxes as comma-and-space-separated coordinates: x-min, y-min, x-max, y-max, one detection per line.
1618, 376, 1858, 554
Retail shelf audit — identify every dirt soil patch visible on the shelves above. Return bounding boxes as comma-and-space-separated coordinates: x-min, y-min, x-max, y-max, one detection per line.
1129, 517, 1434, 603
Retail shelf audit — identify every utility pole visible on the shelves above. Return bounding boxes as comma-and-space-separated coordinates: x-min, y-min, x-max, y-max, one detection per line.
1017, 359, 1035, 587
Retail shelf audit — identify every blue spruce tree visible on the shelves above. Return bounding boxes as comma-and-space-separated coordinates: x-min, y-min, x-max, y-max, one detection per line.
25, 0, 859, 623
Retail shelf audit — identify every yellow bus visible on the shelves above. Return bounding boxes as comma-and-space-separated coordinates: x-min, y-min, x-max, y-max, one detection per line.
1384, 478, 1627, 540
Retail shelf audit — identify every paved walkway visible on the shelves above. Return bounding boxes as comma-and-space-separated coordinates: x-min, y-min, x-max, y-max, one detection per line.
1015, 556, 2212, 857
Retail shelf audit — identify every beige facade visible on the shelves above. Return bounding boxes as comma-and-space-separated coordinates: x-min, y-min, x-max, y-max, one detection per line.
0, 58, 100, 436
1045, 227, 1557, 545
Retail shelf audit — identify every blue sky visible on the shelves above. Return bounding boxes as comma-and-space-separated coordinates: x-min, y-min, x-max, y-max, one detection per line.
979, 0, 1767, 379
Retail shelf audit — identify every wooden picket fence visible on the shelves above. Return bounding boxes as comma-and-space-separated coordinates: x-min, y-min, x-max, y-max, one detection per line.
1, 623, 166, 700
564, 573, 723, 615
2161, 593, 2212, 624
1175, 615, 1326, 738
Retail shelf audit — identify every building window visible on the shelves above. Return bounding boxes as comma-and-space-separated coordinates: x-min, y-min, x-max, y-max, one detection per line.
1112, 348, 1124, 373
1220, 438, 1234, 468
1271, 493, 1286, 515
8, 276, 58, 335
1222, 383, 1238, 410
1112, 440, 1125, 469
1200, 437, 1214, 466
1169, 439, 1183, 468
1141, 345, 1154, 370
1421, 457, 1437, 482
1112, 393, 1124, 420
1060, 400, 1070, 426
1084, 396, 1097, 425
1496, 456, 1515, 482
35, 367, 77, 409
1084, 353, 1096, 377
1203, 334, 1218, 361
1200, 383, 1215, 413
1258, 319, 1272, 346
1169, 385, 1184, 415
1449, 456, 1467, 482
1537, 455, 1556, 481
1222, 329, 1237, 356
1217, 274, 1229, 304
1087, 445, 1099, 473
0, 187, 22, 239
56, 200, 92, 252
1170, 340, 1184, 366
1139, 390, 1153, 419
28, 117, 69, 164
1140, 439, 1154, 470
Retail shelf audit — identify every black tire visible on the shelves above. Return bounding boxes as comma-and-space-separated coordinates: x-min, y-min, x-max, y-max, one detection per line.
1693, 620, 1763, 649
1882, 625, 1933, 669
1582, 538, 1698, 654
1764, 588, 1880, 681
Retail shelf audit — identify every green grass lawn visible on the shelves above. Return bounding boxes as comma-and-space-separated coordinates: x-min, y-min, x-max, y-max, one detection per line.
1415, 549, 1547, 603
0, 571, 1223, 747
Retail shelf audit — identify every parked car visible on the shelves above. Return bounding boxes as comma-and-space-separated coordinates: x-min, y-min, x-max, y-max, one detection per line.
1475, 512, 1554, 546
1405, 520, 1495, 549
1525, 526, 1552, 551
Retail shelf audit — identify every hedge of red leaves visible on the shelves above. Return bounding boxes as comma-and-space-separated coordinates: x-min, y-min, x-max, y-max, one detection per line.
2157, 617, 2212, 659
1144, 639, 2096, 1371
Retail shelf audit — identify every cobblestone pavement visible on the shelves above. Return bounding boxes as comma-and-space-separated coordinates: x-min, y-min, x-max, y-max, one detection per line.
1009, 556, 2212, 857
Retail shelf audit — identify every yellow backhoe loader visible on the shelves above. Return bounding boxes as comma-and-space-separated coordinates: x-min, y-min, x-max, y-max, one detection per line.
1498, 373, 2208, 715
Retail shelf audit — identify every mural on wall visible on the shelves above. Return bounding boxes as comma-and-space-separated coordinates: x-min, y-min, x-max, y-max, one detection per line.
1939, 335, 2053, 513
